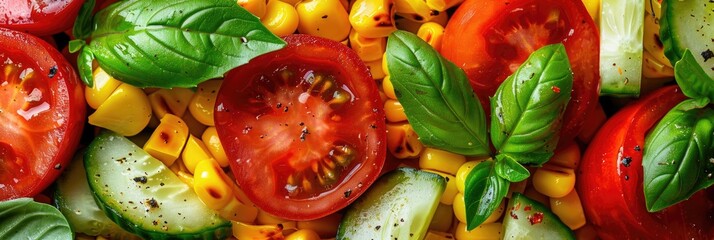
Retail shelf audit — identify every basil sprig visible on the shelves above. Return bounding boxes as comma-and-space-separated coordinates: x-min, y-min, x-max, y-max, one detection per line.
70, 0, 285, 88
386, 31, 573, 230
0, 198, 73, 239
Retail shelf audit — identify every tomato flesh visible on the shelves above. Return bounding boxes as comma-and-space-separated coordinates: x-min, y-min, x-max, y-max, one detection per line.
0, 0, 84, 36
215, 35, 386, 220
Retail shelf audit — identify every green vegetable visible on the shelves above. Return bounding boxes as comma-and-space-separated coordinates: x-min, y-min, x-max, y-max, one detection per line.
643, 98, 714, 212
72, 0, 285, 88
598, 0, 644, 96
675, 49, 714, 101
463, 161, 509, 230
386, 30, 490, 157
502, 193, 575, 239
495, 154, 530, 182
660, 0, 714, 80
0, 198, 73, 239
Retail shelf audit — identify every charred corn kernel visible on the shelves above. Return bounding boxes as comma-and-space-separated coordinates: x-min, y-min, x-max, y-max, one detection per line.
148, 88, 194, 120
232, 222, 286, 239
575, 224, 598, 240
507, 179, 528, 198
216, 196, 259, 223
550, 190, 586, 230
577, 103, 606, 144
382, 76, 397, 100
189, 80, 221, 126
176, 170, 195, 188
349, 29, 387, 62
424, 170, 457, 205
143, 113, 189, 166
238, 0, 267, 19
182, 135, 214, 174
366, 57, 386, 79
548, 142, 581, 169
262, 0, 299, 37
386, 122, 423, 159
455, 160, 484, 193
582, 0, 599, 22
425, 231, 455, 240
296, 0, 351, 41
419, 148, 466, 175
533, 164, 576, 198
88, 83, 151, 137
85, 67, 122, 109
202, 127, 229, 167
428, 203, 453, 232
454, 222, 502, 240
349, 0, 396, 38
425, 0, 462, 12
416, 22, 444, 52
643, 51, 675, 78
194, 159, 234, 209
286, 229, 321, 240
524, 186, 550, 208
384, 99, 407, 122
643, 0, 670, 67
394, 0, 436, 23
296, 213, 342, 238
182, 111, 208, 138
430, 10, 448, 27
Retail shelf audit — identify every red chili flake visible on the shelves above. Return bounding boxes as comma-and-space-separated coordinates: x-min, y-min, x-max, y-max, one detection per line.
528, 212, 544, 225
509, 210, 519, 220
524, 206, 532, 211
551, 86, 561, 93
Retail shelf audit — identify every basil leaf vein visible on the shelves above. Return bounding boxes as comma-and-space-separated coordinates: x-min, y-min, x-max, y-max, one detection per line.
463, 160, 509, 230
0, 198, 73, 239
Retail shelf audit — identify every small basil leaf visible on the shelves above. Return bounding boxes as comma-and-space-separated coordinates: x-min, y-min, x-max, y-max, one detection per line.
386, 30, 490, 157
643, 98, 714, 212
84, 0, 286, 88
491, 43, 573, 165
464, 161, 510, 230
77, 47, 96, 87
0, 198, 73, 239
675, 49, 714, 101
72, 0, 96, 40
68, 39, 85, 54
495, 153, 530, 182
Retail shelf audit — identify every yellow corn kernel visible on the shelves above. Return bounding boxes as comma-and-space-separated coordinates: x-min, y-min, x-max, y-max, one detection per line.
419, 148, 466, 175
286, 229, 321, 240
382, 75, 397, 99
550, 190, 586, 230
395, 17, 423, 34
280, 0, 300, 6
232, 222, 286, 239
85, 67, 122, 109
424, 170, 457, 205
428, 203, 453, 232
507, 178, 528, 198
238, 0, 268, 19
189, 80, 221, 127
393, 0, 436, 23
416, 22, 444, 52
194, 160, 234, 210
643, 50, 675, 78
296, 213, 342, 238
349, 29, 387, 62
256, 210, 293, 225
177, 170, 195, 188
532, 164, 576, 198
202, 127, 230, 167
349, 0, 396, 38
425, 0, 462, 12
365, 57, 386, 79
88, 83, 152, 137
296, 0, 351, 41
182, 111, 208, 138
143, 114, 189, 166
182, 135, 214, 174
548, 142, 581, 169
148, 88, 194, 120
384, 99, 407, 123
425, 231, 455, 240
262, 0, 299, 37
386, 122, 423, 159
216, 196, 259, 223
454, 222, 502, 240
577, 103, 606, 144
455, 160, 482, 193
453, 193, 504, 224
575, 224, 598, 240
381, 52, 389, 75
143, 87, 159, 95
524, 186, 550, 208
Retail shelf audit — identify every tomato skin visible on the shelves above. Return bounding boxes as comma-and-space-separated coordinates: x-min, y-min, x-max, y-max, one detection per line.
578, 86, 714, 239
0, 28, 85, 200
0, 0, 84, 36
441, 0, 600, 146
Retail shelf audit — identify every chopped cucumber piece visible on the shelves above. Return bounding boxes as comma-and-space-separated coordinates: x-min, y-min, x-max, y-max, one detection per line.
599, 0, 644, 96
502, 193, 575, 239
336, 168, 445, 240
660, 0, 714, 80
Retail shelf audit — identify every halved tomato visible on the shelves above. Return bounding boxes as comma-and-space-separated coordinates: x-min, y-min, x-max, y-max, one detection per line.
215, 35, 386, 220
0, 28, 86, 200
0, 0, 84, 36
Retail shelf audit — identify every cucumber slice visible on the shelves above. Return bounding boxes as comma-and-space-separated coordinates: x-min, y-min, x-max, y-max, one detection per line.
502, 193, 575, 239
660, 0, 714, 80
55, 151, 139, 239
84, 131, 231, 239
336, 168, 445, 240
599, 0, 644, 96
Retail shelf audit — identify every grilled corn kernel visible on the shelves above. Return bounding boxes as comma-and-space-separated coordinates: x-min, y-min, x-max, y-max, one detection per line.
386, 122, 423, 159
453, 193, 504, 224
366, 57, 386, 79
425, 0, 462, 12
262, 0, 299, 37
238, 0, 268, 19
296, 213, 342, 238
189, 80, 221, 126
533, 164, 576, 198
85, 67, 122, 109
393, 0, 436, 23
202, 127, 230, 167
424, 170, 458, 205
349, 0, 396, 38
148, 88, 194, 120
182, 135, 214, 174
216, 196, 259, 223
425, 231, 455, 240
143, 113, 189, 166
296, 0, 351, 41
455, 160, 482, 193
643, 51, 675, 78
420, 148, 466, 175
349, 29, 387, 62
232, 222, 286, 239
286, 229, 321, 240
384, 99, 407, 123
524, 186, 550, 208
88, 83, 151, 137
428, 203, 453, 232
550, 190, 586, 230
416, 22, 444, 52
194, 160, 233, 210
577, 103, 606, 144
382, 76, 397, 99
548, 142, 581, 169
430, 10, 448, 26
454, 222, 502, 240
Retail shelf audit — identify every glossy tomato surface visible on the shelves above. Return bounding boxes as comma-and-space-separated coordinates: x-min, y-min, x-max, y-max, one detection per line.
0, 0, 84, 36
215, 35, 386, 220
578, 86, 714, 239
442, 0, 600, 146
0, 28, 85, 200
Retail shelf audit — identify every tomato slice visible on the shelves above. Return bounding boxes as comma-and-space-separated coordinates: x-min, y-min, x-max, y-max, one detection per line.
215, 35, 386, 220
441, 0, 600, 146
0, 0, 84, 36
0, 28, 85, 200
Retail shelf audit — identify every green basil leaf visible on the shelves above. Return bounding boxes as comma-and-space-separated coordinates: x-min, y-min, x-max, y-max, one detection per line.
495, 153, 530, 182
84, 0, 286, 88
675, 49, 714, 101
491, 43, 573, 165
464, 161, 510, 230
386, 30, 490, 157
72, 0, 96, 40
643, 98, 714, 212
77, 47, 96, 87
0, 198, 73, 239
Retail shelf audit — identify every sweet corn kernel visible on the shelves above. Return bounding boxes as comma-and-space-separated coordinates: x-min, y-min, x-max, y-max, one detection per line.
257, 210, 293, 225
425, 0, 463, 12
88, 83, 152, 137
420, 148, 467, 175
176, 170, 195, 188
386, 122, 423, 159
262, 0, 300, 37
424, 231, 455, 240
296, 213, 342, 238
148, 88, 194, 120
238, 0, 268, 19
384, 99, 408, 123
349, 29, 387, 62
455, 160, 483, 193
416, 22, 444, 52
524, 186, 550, 208
189, 80, 221, 126
365, 57, 385, 79
232, 222, 286, 239
143, 114, 189, 166
296, 0, 351, 41
181, 135, 214, 174
424, 170, 458, 205
428, 203, 453, 232
533, 164, 576, 198
454, 222, 502, 240
285, 229, 321, 240
202, 127, 230, 167
548, 142, 581, 169
216, 197, 259, 223
550, 190, 586, 230
382, 75, 397, 100
85, 67, 122, 109
349, 0, 397, 38
381, 52, 389, 75
194, 160, 234, 210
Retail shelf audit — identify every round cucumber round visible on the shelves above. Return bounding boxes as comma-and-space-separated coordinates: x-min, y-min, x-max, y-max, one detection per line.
599, 0, 645, 96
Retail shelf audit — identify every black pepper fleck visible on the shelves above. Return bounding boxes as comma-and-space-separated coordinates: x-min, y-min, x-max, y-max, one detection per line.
622, 156, 632, 167
702, 49, 714, 62
48, 65, 57, 78
133, 176, 148, 184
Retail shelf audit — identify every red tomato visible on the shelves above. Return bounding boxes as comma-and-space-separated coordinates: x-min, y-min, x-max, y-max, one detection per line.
0, 28, 85, 200
215, 35, 386, 220
578, 86, 714, 239
0, 0, 84, 36
441, 0, 600, 146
